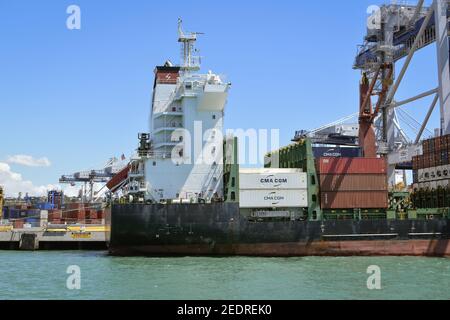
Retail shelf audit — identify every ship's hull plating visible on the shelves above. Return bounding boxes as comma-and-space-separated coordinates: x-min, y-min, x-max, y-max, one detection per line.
109, 204, 450, 257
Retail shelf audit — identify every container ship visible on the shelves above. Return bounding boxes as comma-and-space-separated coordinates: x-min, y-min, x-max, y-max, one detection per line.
108, 10, 450, 257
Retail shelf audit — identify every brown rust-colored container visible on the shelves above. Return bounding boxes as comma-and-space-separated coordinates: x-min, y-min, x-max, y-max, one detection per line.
317, 158, 387, 175
412, 156, 419, 170
434, 137, 442, 152
13, 220, 24, 229
319, 174, 387, 192
423, 140, 431, 154
97, 210, 104, 219
416, 156, 424, 169
86, 210, 98, 220
48, 209, 62, 220
320, 191, 388, 209
66, 203, 80, 210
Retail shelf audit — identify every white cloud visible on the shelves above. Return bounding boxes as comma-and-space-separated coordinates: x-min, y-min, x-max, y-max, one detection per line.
0, 162, 58, 197
0, 162, 108, 199
6, 155, 51, 167
60, 183, 105, 198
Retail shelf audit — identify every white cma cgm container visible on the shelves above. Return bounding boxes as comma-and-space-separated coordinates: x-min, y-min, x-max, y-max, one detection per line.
239, 168, 307, 190
239, 189, 308, 208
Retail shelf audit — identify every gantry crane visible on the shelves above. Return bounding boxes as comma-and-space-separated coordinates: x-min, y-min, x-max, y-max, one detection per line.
59, 157, 126, 202
354, 0, 450, 186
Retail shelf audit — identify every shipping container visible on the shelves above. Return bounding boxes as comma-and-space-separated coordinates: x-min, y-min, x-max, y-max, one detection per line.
418, 165, 450, 182
320, 191, 388, 209
317, 158, 387, 175
97, 210, 105, 219
312, 147, 361, 158
40, 210, 48, 219
25, 218, 40, 227
239, 189, 308, 208
413, 171, 418, 183
86, 210, 98, 220
412, 156, 418, 170
48, 209, 62, 220
239, 168, 307, 190
319, 174, 387, 192
2, 207, 9, 219
13, 220, 24, 229
66, 203, 84, 210
37, 202, 54, 210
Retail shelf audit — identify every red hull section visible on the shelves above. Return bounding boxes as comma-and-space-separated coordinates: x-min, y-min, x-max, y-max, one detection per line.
110, 240, 450, 257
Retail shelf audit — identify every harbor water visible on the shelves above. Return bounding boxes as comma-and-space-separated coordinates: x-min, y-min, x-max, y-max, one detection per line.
0, 251, 449, 300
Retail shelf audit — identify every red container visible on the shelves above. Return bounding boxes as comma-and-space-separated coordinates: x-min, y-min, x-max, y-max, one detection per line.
319, 174, 387, 192
423, 140, 431, 154
317, 158, 387, 175
67, 203, 83, 210
48, 210, 62, 220
13, 220, 24, 229
97, 210, 105, 219
320, 191, 388, 209
86, 211, 98, 220
78, 211, 85, 220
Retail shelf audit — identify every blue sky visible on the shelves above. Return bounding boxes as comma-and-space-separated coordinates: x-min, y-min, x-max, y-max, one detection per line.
0, 0, 439, 196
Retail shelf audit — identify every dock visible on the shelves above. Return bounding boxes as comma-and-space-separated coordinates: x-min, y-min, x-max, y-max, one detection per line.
0, 225, 108, 250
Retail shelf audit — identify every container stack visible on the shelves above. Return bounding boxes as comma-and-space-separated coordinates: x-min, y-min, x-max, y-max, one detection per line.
46, 203, 105, 225
238, 168, 308, 209
317, 157, 388, 209
63, 203, 85, 224
412, 134, 450, 208
413, 134, 450, 188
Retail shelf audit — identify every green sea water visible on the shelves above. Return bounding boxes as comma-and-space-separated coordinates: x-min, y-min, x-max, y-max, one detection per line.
0, 251, 449, 300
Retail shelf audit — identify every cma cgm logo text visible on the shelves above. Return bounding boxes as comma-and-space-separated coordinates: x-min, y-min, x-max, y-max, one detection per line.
323, 149, 342, 157
260, 175, 288, 188
264, 192, 285, 205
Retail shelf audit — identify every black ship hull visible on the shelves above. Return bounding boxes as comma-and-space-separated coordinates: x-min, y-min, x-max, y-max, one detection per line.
108, 204, 450, 257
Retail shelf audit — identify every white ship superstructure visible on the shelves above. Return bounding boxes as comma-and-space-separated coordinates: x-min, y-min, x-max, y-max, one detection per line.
128, 20, 230, 203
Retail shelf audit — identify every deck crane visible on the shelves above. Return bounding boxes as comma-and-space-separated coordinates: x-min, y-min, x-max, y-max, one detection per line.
353, 0, 450, 186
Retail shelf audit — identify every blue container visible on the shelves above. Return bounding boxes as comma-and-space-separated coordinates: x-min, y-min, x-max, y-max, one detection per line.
37, 203, 54, 210
8, 209, 20, 219
26, 209, 40, 218
2, 207, 9, 219
25, 218, 40, 227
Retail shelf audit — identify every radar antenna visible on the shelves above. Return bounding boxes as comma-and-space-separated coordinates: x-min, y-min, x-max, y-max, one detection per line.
178, 18, 203, 72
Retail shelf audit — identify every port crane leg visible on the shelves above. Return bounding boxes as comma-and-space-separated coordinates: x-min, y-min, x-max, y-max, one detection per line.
435, 0, 450, 134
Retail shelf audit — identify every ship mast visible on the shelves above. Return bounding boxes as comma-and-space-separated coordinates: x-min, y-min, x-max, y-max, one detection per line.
178, 18, 202, 73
